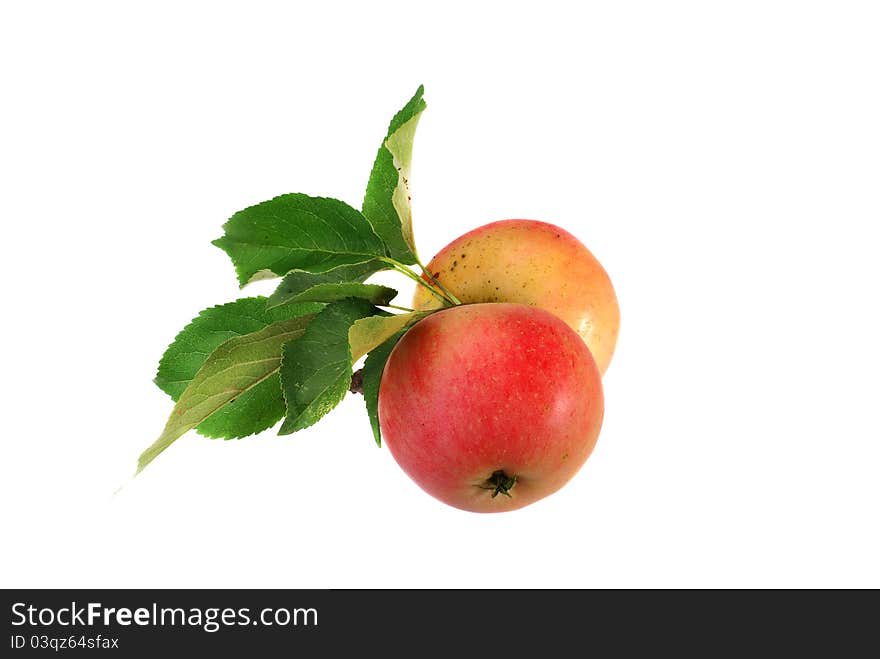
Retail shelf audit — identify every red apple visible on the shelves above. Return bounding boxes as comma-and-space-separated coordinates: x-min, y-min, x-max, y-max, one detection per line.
413, 219, 620, 374
378, 303, 604, 512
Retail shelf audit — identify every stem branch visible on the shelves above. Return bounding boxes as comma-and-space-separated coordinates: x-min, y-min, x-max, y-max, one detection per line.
380, 257, 454, 306
417, 259, 462, 305
381, 303, 416, 312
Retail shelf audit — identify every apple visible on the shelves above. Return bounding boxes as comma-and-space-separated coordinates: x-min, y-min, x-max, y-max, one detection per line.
378, 303, 604, 512
413, 219, 620, 374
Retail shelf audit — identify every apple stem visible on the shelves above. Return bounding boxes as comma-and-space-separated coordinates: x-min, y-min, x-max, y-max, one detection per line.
416, 259, 463, 306
480, 470, 517, 498
381, 258, 456, 307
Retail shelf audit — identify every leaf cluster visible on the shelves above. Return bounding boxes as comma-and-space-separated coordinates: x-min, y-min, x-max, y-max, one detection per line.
138, 86, 443, 473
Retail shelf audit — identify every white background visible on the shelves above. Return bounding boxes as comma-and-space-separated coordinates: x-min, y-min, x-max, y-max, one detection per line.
2, 1, 878, 588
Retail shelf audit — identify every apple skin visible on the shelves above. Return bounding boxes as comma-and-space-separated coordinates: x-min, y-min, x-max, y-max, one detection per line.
378, 303, 604, 513
413, 219, 620, 374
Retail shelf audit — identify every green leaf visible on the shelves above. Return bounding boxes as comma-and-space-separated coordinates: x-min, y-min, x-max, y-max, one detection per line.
155, 297, 320, 399
270, 282, 398, 307
212, 194, 388, 286
267, 261, 386, 302
361, 330, 406, 447
268, 264, 397, 308
155, 297, 322, 438
348, 311, 427, 363
362, 85, 426, 264
279, 299, 382, 434
138, 314, 316, 474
